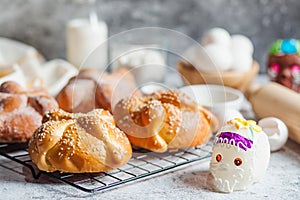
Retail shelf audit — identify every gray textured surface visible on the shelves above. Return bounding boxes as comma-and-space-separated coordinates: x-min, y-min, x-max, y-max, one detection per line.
0, 0, 300, 72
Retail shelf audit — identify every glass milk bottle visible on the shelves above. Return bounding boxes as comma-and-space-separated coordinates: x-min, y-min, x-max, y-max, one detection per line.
66, 0, 108, 69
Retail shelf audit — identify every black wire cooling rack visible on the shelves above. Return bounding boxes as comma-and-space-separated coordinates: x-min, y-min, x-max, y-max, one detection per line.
0, 142, 212, 193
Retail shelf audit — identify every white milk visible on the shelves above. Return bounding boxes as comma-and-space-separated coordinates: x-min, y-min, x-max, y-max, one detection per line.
66, 13, 108, 70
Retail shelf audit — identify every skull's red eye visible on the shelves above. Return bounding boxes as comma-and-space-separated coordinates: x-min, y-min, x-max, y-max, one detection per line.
216, 154, 222, 162
234, 158, 242, 166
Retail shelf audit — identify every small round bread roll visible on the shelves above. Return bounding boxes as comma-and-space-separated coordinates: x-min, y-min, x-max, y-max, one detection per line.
29, 109, 132, 173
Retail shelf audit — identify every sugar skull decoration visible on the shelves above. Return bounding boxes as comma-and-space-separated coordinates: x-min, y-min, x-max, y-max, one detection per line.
209, 118, 270, 193
267, 38, 300, 92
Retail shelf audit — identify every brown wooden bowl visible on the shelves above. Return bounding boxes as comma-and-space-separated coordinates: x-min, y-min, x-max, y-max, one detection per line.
177, 61, 259, 93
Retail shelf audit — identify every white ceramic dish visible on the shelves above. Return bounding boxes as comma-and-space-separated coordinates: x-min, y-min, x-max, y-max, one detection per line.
180, 84, 244, 109
179, 84, 245, 128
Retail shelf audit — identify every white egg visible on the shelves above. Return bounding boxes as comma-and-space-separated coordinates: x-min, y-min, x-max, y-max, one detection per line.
258, 117, 288, 152
203, 44, 233, 72
231, 50, 253, 72
231, 34, 254, 55
202, 27, 231, 47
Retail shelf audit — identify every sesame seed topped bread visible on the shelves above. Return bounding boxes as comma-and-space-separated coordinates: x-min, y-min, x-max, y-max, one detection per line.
113, 90, 218, 152
29, 109, 132, 173
0, 81, 58, 143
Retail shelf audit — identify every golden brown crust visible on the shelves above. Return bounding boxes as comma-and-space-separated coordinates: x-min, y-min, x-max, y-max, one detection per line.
56, 68, 140, 113
0, 81, 58, 143
114, 90, 218, 152
29, 109, 132, 173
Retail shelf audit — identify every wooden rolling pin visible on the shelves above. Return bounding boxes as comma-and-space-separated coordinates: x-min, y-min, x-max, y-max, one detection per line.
246, 82, 300, 144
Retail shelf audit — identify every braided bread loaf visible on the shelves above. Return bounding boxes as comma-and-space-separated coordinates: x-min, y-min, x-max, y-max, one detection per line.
29, 109, 132, 173
113, 90, 218, 152
0, 81, 58, 143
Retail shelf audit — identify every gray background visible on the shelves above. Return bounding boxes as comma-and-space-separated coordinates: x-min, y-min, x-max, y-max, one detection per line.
0, 0, 299, 72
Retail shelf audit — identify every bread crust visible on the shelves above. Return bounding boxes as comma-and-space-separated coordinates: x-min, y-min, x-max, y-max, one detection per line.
56, 68, 140, 113
114, 90, 218, 152
0, 81, 58, 143
29, 109, 132, 173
